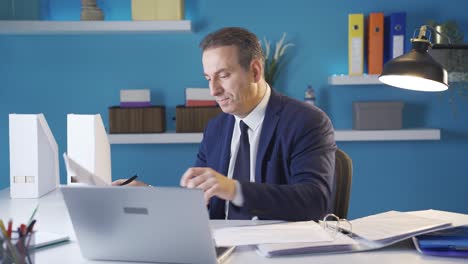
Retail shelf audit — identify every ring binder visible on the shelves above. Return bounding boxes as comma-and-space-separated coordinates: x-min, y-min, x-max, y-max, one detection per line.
321, 213, 353, 238
257, 211, 453, 257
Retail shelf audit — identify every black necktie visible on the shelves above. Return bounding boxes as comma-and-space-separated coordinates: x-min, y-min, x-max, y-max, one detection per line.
228, 120, 250, 219
233, 121, 250, 183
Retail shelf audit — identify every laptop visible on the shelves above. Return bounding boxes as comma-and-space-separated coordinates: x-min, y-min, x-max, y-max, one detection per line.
61, 186, 235, 264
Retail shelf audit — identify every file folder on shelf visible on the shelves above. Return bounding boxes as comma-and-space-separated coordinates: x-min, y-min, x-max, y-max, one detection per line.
386, 12, 406, 62
131, 0, 184, 21
256, 211, 452, 257
9, 114, 59, 198
368, 12, 384, 74
348, 14, 364, 75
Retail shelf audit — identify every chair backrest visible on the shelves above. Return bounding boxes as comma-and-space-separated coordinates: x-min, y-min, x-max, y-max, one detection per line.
332, 148, 353, 219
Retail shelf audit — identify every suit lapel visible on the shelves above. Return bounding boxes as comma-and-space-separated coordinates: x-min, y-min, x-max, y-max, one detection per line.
219, 115, 235, 175
210, 114, 234, 219
255, 90, 283, 183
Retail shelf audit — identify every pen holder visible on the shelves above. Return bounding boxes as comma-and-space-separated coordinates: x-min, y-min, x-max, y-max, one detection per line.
0, 231, 35, 264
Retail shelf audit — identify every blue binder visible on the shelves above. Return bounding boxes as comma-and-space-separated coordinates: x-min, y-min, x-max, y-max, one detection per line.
414, 225, 468, 257
385, 12, 406, 63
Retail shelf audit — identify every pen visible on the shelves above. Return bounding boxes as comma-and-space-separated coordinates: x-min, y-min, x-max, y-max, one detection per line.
7, 219, 12, 238
0, 220, 8, 237
120, 175, 138, 186
28, 204, 39, 225
26, 220, 36, 249
0, 220, 19, 263
20, 224, 27, 236
26, 219, 36, 235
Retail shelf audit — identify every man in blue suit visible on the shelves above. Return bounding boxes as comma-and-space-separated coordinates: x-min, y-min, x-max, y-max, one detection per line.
179, 27, 337, 221
114, 27, 336, 221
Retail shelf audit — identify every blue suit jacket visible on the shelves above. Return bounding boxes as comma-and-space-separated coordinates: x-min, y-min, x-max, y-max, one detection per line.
195, 90, 336, 221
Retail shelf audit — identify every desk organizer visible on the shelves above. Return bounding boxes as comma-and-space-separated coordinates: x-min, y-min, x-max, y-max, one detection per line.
0, 231, 35, 264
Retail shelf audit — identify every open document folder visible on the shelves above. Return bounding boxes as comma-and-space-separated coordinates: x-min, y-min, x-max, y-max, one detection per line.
63, 153, 110, 186
212, 210, 453, 257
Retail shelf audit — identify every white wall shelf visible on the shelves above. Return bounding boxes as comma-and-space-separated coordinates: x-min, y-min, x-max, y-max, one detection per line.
109, 132, 203, 144
0, 20, 192, 34
108, 129, 441, 144
328, 73, 467, 85
328, 74, 382, 85
334, 129, 440, 141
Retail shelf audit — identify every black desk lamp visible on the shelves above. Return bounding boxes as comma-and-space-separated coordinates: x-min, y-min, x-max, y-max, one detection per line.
379, 25, 449, 92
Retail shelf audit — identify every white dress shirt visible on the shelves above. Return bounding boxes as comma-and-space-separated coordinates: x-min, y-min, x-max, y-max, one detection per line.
225, 84, 271, 218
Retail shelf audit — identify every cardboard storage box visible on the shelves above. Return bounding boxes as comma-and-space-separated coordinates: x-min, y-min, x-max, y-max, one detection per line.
176, 106, 222, 133
353, 102, 404, 130
109, 106, 165, 133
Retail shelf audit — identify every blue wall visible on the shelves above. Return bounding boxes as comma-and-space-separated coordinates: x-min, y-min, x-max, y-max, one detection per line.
1, 0, 467, 219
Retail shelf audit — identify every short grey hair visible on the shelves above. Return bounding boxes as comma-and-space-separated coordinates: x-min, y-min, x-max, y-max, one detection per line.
199, 27, 263, 71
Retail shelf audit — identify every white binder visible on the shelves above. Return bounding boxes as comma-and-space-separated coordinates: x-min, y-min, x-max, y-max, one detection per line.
9, 114, 59, 198
66, 114, 111, 185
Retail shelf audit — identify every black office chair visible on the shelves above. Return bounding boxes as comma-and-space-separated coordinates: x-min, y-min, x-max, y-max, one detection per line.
331, 148, 353, 219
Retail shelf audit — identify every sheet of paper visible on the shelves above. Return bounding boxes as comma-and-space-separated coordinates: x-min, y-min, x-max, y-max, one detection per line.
408, 209, 468, 227
348, 210, 451, 243
213, 220, 334, 246
63, 153, 109, 186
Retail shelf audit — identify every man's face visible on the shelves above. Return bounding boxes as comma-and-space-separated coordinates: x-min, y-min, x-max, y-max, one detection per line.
202, 46, 258, 117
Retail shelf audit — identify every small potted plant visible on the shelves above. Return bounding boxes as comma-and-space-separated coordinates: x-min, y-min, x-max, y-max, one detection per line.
261, 33, 294, 87
426, 20, 468, 116
427, 20, 467, 82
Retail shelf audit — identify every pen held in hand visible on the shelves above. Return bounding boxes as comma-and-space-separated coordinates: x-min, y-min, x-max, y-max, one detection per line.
120, 175, 138, 186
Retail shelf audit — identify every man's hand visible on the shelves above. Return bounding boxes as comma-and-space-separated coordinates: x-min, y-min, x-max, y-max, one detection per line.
111, 179, 148, 187
180, 167, 237, 203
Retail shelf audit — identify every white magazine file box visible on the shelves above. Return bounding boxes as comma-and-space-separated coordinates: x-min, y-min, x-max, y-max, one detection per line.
9, 114, 59, 198
66, 114, 111, 185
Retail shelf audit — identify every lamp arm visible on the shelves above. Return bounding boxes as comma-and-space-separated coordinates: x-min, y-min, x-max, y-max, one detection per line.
424, 25, 453, 45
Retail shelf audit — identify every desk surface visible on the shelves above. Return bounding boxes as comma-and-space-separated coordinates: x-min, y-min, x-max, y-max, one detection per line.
0, 188, 466, 264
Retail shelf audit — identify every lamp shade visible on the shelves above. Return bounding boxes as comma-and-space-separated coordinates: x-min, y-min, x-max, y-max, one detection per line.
379, 41, 448, 92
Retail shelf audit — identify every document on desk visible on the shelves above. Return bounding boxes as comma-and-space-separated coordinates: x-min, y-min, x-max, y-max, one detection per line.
63, 153, 109, 186
408, 209, 468, 227
347, 210, 452, 244
213, 220, 334, 246
256, 210, 453, 257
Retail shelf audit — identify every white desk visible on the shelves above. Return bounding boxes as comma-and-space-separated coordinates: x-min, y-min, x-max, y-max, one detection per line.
0, 188, 466, 264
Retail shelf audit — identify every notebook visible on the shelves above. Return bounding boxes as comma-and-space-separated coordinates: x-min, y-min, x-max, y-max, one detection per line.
61, 186, 234, 264
255, 210, 452, 257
